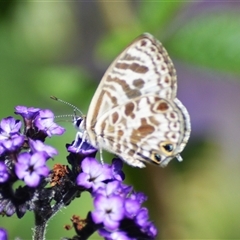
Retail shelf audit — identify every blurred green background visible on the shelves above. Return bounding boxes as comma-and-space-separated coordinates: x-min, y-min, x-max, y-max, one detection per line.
1, 1, 240, 239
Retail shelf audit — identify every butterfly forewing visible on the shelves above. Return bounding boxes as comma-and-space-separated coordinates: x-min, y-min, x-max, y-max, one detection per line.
87, 34, 177, 126
83, 33, 191, 168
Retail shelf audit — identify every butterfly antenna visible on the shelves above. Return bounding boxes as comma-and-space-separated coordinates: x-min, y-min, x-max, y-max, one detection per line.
50, 96, 83, 117
53, 114, 75, 121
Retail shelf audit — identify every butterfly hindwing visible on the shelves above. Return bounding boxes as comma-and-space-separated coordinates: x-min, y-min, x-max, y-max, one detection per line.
92, 95, 189, 167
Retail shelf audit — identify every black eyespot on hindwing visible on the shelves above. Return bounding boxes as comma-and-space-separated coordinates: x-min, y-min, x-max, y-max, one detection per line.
163, 143, 173, 152
154, 153, 161, 163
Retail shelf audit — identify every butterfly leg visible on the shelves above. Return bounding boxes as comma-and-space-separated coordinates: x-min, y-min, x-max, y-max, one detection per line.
79, 130, 88, 149
72, 132, 81, 148
72, 130, 87, 152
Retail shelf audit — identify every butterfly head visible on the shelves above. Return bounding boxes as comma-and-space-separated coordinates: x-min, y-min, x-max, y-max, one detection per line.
73, 115, 86, 133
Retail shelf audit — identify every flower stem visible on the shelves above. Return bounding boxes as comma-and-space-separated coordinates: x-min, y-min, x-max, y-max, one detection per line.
33, 212, 47, 240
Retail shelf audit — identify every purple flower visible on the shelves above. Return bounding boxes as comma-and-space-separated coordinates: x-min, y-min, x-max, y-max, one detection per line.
14, 106, 41, 133
0, 117, 24, 152
98, 229, 129, 240
15, 106, 40, 120
130, 191, 147, 205
0, 198, 16, 217
110, 231, 129, 240
95, 180, 121, 197
76, 157, 111, 190
15, 152, 49, 187
111, 158, 125, 181
134, 207, 158, 237
0, 228, 8, 240
96, 181, 133, 200
0, 162, 9, 183
135, 207, 149, 227
0, 116, 22, 134
91, 194, 124, 230
34, 109, 65, 137
0, 145, 4, 155
68, 137, 97, 156
124, 198, 141, 218
145, 222, 158, 238
115, 183, 133, 198
29, 139, 58, 158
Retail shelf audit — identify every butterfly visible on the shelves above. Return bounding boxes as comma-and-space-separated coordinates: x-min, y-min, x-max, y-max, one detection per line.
74, 33, 191, 168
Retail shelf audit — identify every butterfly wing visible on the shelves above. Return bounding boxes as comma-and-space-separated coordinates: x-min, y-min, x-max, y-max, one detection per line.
92, 95, 190, 168
86, 33, 177, 131
84, 33, 190, 167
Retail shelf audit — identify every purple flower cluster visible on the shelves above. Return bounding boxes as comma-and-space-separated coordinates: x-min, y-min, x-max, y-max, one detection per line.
71, 145, 157, 239
0, 106, 158, 240
0, 106, 64, 217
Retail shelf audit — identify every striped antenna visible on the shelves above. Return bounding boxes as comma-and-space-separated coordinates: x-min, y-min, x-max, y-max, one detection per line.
52, 114, 75, 121
50, 96, 83, 117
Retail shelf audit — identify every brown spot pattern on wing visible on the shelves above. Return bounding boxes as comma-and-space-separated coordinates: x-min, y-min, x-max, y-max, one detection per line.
115, 62, 148, 74
124, 53, 137, 61
170, 112, 176, 119
157, 102, 169, 111
130, 118, 155, 140
140, 40, 147, 46
124, 102, 135, 116
111, 112, 119, 124
106, 76, 141, 99
133, 79, 145, 88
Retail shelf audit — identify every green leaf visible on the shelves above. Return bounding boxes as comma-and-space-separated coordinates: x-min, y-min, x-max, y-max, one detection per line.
166, 11, 240, 75
35, 66, 95, 112
94, 2, 185, 64
94, 29, 143, 64
138, 1, 185, 33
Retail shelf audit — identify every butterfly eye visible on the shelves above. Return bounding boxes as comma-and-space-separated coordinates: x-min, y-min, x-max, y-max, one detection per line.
75, 118, 82, 128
